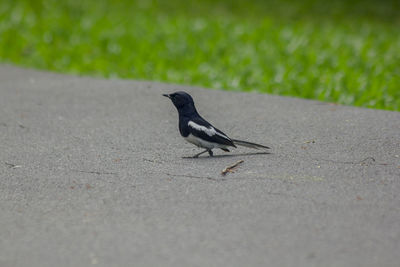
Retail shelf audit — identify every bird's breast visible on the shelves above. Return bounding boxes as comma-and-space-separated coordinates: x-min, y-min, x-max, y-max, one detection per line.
178, 117, 191, 137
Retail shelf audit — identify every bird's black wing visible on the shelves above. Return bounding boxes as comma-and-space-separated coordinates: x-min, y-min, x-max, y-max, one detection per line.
187, 116, 236, 147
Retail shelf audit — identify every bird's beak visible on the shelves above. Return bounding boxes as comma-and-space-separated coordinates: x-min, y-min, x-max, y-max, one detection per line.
162, 94, 171, 99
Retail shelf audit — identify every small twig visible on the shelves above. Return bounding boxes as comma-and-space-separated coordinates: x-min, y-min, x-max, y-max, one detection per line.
5, 162, 22, 169
221, 160, 244, 176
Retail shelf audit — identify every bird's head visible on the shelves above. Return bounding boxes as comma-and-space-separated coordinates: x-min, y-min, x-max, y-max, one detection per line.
163, 91, 195, 111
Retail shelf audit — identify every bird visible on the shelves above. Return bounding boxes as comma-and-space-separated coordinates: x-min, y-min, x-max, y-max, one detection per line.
163, 91, 270, 158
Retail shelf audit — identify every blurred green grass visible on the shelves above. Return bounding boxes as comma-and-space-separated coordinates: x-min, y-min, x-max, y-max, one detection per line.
1, 0, 399, 110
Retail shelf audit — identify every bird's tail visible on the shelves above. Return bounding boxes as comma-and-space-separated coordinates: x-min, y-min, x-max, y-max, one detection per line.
231, 139, 270, 150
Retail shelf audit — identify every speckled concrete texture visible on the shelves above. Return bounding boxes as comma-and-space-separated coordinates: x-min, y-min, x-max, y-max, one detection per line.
1, 65, 399, 267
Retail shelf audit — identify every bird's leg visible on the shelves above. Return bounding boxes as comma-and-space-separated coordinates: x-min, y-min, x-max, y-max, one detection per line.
208, 149, 213, 157
192, 149, 209, 158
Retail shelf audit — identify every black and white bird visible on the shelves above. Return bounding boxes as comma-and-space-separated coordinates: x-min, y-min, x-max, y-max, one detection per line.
163, 91, 270, 158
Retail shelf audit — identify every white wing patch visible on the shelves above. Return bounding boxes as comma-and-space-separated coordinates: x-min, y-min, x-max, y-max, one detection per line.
188, 121, 230, 140
188, 121, 216, 136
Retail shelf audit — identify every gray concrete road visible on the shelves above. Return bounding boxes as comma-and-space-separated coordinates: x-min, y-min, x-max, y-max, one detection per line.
1, 65, 399, 267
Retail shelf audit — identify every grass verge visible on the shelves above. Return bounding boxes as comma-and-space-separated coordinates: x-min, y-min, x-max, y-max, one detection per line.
1, 0, 399, 110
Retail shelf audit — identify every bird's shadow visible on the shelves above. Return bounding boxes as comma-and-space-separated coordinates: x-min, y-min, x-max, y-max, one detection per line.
182, 151, 271, 159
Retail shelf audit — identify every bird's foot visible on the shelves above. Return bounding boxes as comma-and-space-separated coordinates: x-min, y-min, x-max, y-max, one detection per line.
192, 149, 209, 158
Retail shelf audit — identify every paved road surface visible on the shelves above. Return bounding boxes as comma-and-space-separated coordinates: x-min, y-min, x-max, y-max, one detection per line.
1, 65, 399, 267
